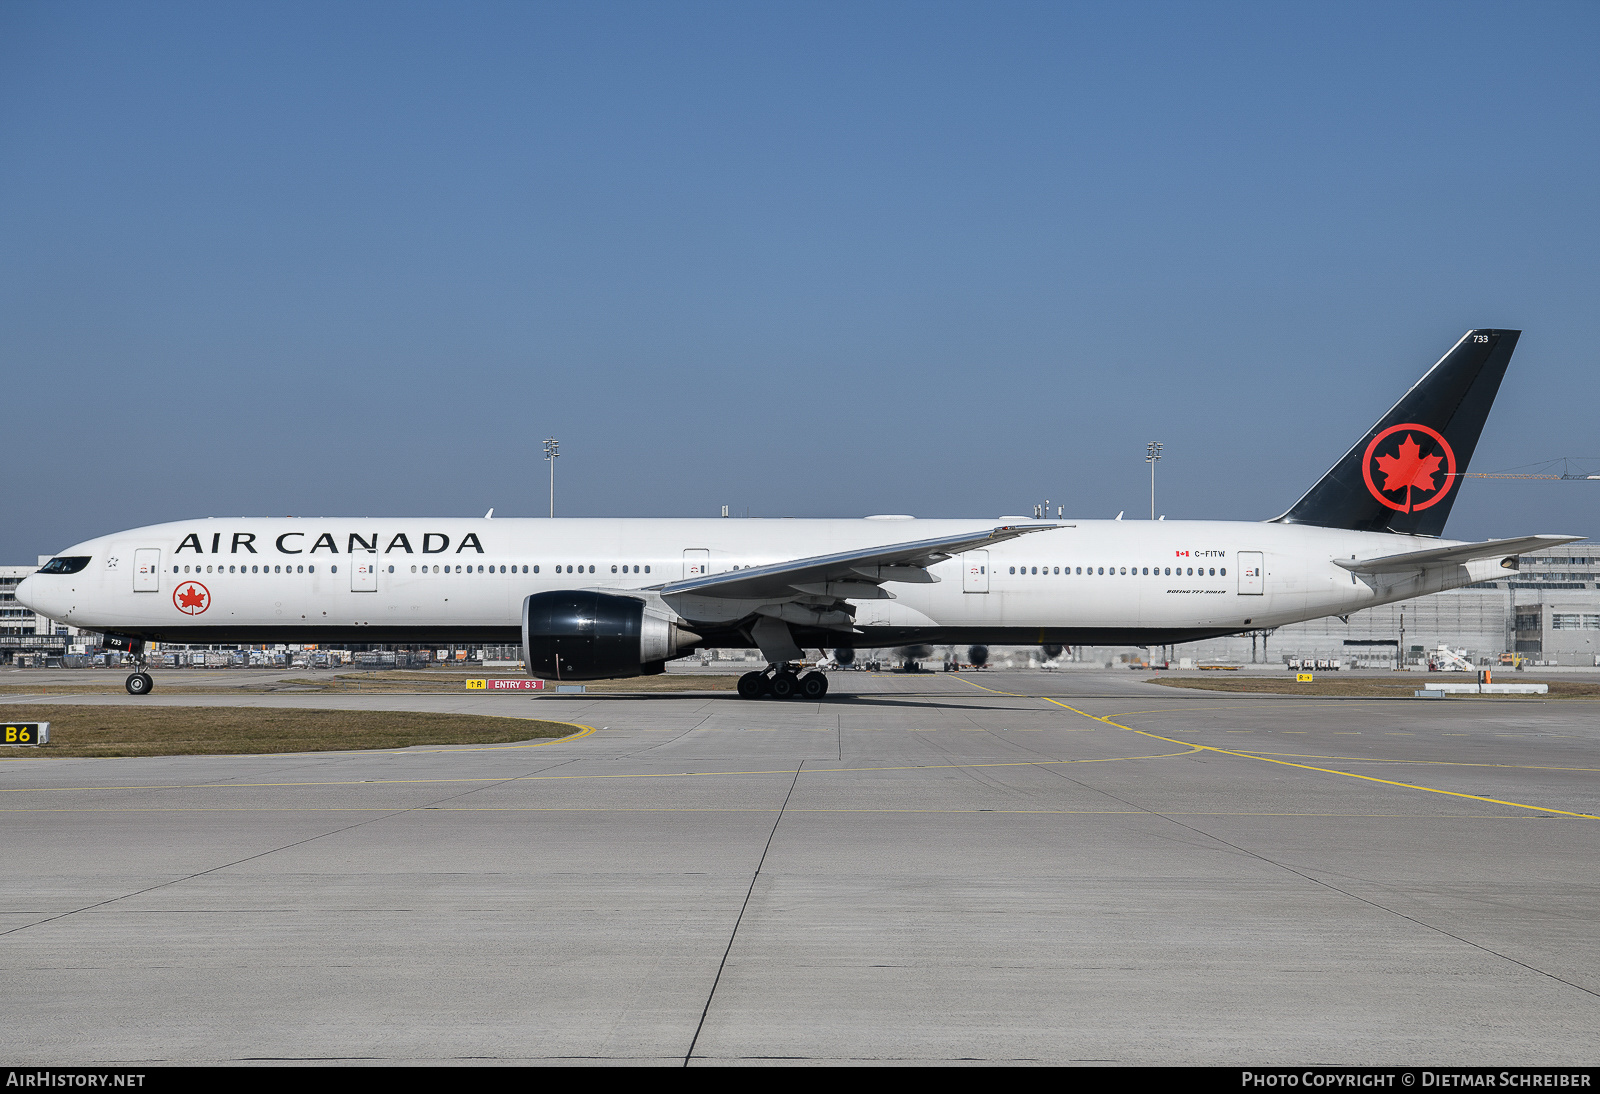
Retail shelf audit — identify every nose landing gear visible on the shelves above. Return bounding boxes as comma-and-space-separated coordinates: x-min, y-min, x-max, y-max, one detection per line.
737, 664, 830, 700
115, 637, 155, 695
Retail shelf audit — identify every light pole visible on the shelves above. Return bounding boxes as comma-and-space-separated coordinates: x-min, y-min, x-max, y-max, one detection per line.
1146, 441, 1163, 520
544, 438, 558, 518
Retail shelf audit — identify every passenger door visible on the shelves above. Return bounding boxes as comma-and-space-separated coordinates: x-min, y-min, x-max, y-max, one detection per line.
351, 556, 379, 592
683, 549, 711, 579
133, 549, 161, 592
962, 550, 989, 593
1238, 552, 1264, 595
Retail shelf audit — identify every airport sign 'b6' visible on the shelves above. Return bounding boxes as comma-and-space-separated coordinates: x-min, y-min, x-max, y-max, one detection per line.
3, 722, 49, 745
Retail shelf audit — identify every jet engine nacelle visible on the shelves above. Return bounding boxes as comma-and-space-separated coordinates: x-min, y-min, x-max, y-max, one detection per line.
522, 591, 700, 681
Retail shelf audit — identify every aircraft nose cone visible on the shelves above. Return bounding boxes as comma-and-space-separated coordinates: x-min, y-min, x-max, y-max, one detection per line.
13, 575, 38, 612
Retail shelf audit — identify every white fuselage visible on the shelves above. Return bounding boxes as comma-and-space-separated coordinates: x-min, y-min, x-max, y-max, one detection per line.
17, 516, 1502, 647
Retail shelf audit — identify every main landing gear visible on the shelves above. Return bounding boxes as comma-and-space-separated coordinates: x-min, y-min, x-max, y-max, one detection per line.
737, 665, 830, 701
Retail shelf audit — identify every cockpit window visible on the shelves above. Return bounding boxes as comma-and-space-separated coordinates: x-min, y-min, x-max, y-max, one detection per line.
38, 556, 90, 575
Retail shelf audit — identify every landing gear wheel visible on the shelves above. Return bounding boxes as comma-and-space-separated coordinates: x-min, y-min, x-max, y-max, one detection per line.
125, 672, 153, 696
737, 671, 766, 700
799, 672, 829, 700
770, 672, 800, 700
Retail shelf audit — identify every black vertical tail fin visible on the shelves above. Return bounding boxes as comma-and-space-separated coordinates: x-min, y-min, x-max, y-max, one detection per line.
1272, 329, 1519, 537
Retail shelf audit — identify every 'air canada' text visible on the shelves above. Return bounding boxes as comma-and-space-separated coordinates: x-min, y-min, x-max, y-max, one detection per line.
173, 532, 485, 555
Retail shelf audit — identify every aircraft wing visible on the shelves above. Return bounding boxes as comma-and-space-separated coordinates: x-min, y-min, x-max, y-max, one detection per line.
1333, 534, 1584, 575
657, 524, 1055, 601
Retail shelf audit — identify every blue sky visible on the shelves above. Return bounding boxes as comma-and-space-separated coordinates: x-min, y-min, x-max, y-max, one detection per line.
3, 1, 1596, 559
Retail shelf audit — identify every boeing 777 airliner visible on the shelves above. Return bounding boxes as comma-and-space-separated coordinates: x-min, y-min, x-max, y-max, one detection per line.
17, 329, 1579, 698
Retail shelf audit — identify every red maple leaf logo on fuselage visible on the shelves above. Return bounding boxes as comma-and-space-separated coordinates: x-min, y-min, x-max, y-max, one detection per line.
1374, 434, 1442, 512
177, 585, 207, 611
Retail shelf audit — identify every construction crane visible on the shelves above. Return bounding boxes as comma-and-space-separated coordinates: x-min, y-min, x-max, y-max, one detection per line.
1453, 457, 1600, 481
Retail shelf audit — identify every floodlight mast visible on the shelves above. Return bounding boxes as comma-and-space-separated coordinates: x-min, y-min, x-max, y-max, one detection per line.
1146, 441, 1163, 520
544, 438, 559, 518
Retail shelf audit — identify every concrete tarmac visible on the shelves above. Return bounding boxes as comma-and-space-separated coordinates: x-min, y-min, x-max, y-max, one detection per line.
2, 670, 1598, 1065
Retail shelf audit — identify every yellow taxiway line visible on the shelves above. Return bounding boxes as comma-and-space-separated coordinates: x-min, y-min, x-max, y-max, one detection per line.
951, 675, 1599, 821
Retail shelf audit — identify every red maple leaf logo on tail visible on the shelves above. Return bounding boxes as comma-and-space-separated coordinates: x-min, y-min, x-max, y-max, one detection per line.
1362, 423, 1457, 514
1375, 434, 1443, 496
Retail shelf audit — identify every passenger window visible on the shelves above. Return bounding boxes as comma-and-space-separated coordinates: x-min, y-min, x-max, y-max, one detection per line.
1009, 567, 1015, 574
644, 565, 650, 574
590, 565, 596, 573
533, 565, 539, 574
612, 565, 618, 573
1221, 567, 1226, 576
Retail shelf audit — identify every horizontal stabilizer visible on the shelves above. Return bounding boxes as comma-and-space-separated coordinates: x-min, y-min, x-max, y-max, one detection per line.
1333, 534, 1583, 575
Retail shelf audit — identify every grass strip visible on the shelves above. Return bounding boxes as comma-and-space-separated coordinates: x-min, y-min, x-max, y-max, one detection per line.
0, 670, 742, 695
0, 705, 578, 758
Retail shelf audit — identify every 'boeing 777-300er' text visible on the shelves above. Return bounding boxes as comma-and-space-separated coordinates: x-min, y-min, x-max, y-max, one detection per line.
18, 329, 1580, 698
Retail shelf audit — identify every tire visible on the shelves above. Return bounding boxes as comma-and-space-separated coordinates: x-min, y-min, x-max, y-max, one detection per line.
800, 672, 829, 700
770, 672, 799, 699
737, 671, 765, 700
125, 672, 153, 696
